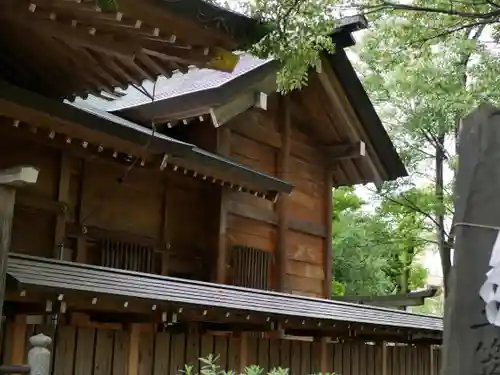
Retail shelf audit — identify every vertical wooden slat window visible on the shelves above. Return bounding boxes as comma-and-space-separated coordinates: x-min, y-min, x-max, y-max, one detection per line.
231, 245, 271, 290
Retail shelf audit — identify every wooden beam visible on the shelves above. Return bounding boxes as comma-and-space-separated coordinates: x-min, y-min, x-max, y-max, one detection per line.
0, 166, 38, 333
215, 127, 231, 284
54, 153, 72, 258
13, 8, 138, 60
325, 141, 366, 161
317, 63, 385, 189
324, 170, 333, 299
276, 95, 291, 292
227, 200, 327, 238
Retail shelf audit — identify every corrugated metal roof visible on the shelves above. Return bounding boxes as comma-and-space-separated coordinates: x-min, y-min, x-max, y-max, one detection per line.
76, 53, 271, 112
8, 254, 443, 332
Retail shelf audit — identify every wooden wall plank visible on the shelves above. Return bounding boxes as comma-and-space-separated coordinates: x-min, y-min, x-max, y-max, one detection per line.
376, 344, 385, 375
290, 341, 301, 375
214, 335, 228, 371
185, 330, 200, 374
366, 344, 375, 375
153, 332, 170, 375
301, 342, 312, 375
351, 342, 360, 375
113, 331, 129, 375
169, 333, 186, 375
94, 329, 114, 375
239, 333, 248, 373
227, 336, 240, 372
258, 338, 270, 373
138, 332, 154, 375
268, 338, 280, 371
0, 324, 439, 375
74, 327, 95, 375
200, 333, 214, 361
342, 342, 351, 375
311, 341, 322, 374
53, 326, 76, 375
333, 343, 342, 374
247, 336, 258, 367
280, 339, 291, 370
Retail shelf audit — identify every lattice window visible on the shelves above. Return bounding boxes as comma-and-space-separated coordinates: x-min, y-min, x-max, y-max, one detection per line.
98, 238, 162, 274
231, 245, 271, 290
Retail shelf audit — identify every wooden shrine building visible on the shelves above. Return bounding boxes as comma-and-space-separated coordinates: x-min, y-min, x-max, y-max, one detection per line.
0, 3, 443, 374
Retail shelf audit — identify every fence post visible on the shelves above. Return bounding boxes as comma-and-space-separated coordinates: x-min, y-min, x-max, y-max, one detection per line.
27, 334, 51, 375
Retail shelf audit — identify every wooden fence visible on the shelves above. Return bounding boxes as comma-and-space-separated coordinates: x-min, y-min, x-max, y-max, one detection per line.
1, 323, 441, 375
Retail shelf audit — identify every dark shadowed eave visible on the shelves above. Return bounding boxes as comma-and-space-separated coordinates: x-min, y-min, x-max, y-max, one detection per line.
69, 101, 293, 198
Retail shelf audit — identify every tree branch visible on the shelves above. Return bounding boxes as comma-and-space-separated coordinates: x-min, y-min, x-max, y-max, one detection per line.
362, 1, 500, 19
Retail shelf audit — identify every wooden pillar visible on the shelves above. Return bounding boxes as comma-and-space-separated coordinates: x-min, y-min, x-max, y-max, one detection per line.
276, 95, 291, 292
324, 170, 333, 298
75, 162, 87, 263
216, 127, 231, 284
54, 153, 71, 259
238, 332, 248, 373
160, 180, 170, 276
319, 337, 328, 373
0, 166, 38, 333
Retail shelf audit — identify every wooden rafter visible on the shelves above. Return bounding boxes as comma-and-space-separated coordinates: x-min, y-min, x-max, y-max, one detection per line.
0, 0, 245, 98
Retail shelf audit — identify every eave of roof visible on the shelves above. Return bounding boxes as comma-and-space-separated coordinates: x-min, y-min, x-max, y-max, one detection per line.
77, 53, 277, 116
81, 16, 406, 182
0, 80, 292, 199
325, 48, 407, 181
154, 0, 269, 48
8, 254, 443, 333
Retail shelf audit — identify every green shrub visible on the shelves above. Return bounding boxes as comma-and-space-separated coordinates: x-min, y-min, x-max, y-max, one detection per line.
180, 354, 338, 375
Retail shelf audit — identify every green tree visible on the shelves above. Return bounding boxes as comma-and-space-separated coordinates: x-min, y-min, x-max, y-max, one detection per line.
355, 8, 500, 290
332, 187, 428, 296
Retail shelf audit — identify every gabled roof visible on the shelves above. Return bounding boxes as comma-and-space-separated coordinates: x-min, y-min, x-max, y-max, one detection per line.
8, 253, 443, 337
77, 16, 407, 185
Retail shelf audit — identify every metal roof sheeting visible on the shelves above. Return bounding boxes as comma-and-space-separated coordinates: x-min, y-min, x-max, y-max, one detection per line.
76, 53, 271, 112
7, 254, 443, 332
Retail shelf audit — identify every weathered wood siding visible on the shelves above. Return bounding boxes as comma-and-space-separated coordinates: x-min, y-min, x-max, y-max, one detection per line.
1, 322, 440, 375
0, 133, 218, 281
227, 98, 328, 297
